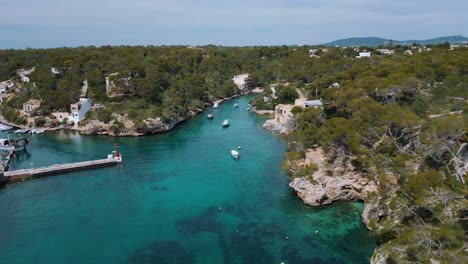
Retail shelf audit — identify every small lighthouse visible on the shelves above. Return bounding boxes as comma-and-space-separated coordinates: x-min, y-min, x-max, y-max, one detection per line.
114, 143, 122, 163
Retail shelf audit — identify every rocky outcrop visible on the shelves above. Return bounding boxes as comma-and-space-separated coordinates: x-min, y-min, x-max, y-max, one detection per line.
253, 109, 274, 115
290, 172, 376, 206
289, 148, 377, 206
262, 119, 295, 134
262, 119, 282, 133
80, 116, 183, 137
370, 250, 386, 264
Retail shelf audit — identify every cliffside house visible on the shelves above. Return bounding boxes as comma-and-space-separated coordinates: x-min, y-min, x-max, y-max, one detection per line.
17, 67, 35, 83
52, 112, 69, 123
356, 52, 371, 58
23, 99, 41, 113
232, 73, 250, 90
0, 80, 14, 102
68, 98, 92, 124
275, 104, 295, 125
0, 80, 14, 92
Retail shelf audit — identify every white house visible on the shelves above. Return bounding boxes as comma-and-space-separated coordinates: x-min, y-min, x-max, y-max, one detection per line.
304, 100, 323, 109
232, 73, 250, 90
18, 67, 35, 83
20, 75, 30, 83
51, 67, 60, 75
0, 80, 14, 92
376, 49, 395, 55
68, 98, 92, 124
309, 49, 318, 57
356, 52, 371, 58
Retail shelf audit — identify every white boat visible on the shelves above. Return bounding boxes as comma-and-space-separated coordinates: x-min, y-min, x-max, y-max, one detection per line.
207, 113, 214, 120
234, 103, 239, 108
14, 129, 29, 134
0, 137, 29, 152
231, 150, 240, 159
34, 129, 45, 135
213, 102, 219, 108
222, 119, 230, 127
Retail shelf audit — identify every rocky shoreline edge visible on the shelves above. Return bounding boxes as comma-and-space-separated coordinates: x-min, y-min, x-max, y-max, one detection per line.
0, 93, 246, 137
284, 147, 387, 263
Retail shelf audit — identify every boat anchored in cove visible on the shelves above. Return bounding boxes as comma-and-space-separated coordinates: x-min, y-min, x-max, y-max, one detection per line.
222, 119, 230, 127
231, 150, 240, 160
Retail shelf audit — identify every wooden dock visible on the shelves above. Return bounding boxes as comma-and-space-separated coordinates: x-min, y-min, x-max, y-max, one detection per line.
3, 158, 120, 182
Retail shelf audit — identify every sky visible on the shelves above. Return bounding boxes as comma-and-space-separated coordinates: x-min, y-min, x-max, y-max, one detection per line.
0, 0, 467, 49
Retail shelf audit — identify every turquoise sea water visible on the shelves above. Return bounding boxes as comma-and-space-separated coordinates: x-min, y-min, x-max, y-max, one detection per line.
0, 96, 374, 264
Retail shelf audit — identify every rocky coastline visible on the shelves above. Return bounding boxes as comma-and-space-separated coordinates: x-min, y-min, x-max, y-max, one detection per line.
0, 94, 245, 137
81, 93, 244, 136
288, 148, 377, 208
287, 148, 385, 262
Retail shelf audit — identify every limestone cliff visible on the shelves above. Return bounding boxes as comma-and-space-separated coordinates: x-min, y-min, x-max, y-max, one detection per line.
289, 148, 377, 206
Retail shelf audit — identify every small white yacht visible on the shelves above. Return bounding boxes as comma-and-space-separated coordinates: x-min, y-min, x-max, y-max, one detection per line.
14, 129, 29, 134
213, 102, 219, 108
222, 119, 230, 127
231, 150, 240, 160
207, 113, 214, 120
233, 103, 239, 108
33, 129, 45, 135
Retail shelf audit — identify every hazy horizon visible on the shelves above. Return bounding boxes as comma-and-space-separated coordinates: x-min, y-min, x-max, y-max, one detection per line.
1, 0, 467, 49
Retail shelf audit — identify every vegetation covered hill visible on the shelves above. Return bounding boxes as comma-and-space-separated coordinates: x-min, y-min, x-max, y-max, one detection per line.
0, 43, 466, 262
324, 35, 468, 47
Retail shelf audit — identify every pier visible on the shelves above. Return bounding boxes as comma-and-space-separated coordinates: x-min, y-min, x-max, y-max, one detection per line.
0, 144, 122, 185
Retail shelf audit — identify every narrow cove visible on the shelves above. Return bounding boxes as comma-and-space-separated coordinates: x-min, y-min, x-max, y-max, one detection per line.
0, 96, 374, 263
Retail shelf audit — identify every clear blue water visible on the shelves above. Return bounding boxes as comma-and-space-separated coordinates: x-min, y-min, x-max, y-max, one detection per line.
0, 96, 374, 264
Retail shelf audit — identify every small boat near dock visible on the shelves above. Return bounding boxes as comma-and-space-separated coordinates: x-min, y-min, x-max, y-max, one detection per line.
29, 129, 45, 135
222, 119, 230, 127
0, 137, 29, 152
231, 150, 240, 160
213, 102, 219, 108
14, 129, 30, 134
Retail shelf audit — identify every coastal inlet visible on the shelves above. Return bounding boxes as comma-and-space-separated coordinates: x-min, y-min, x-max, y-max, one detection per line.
0, 96, 374, 264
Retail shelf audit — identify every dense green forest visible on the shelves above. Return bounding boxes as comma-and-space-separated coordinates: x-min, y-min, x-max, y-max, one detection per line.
282, 46, 467, 263
0, 44, 467, 262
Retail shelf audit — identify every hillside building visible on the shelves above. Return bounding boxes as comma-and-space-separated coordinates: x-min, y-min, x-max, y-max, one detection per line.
68, 98, 92, 124
232, 73, 250, 90
23, 99, 41, 113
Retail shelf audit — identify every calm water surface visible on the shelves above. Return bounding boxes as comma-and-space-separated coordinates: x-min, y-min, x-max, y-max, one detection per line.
0, 96, 374, 263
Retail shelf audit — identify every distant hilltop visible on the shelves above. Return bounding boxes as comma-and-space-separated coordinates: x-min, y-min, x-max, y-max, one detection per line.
323, 35, 468, 47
